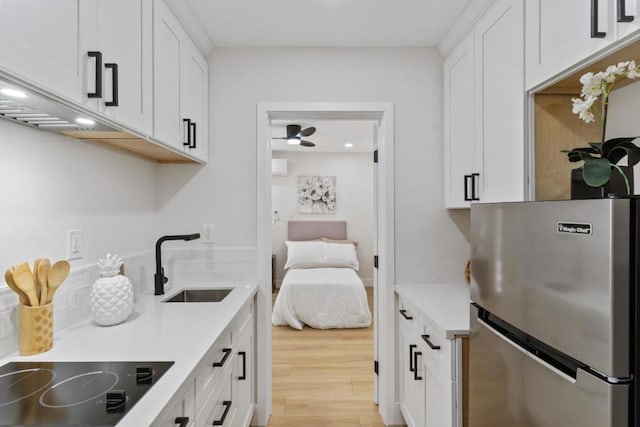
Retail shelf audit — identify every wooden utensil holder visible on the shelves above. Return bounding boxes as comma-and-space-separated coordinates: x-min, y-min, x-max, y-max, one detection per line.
19, 302, 53, 355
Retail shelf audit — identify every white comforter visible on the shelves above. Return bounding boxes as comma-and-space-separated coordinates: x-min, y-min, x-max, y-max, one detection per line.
272, 268, 372, 330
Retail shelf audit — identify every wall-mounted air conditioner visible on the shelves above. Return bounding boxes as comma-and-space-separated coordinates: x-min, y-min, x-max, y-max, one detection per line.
272, 159, 288, 176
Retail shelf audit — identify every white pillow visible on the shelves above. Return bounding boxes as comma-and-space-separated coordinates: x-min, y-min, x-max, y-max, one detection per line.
284, 241, 325, 269
323, 242, 359, 270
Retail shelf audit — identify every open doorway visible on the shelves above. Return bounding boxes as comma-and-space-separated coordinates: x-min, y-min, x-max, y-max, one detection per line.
270, 118, 378, 423
255, 103, 397, 426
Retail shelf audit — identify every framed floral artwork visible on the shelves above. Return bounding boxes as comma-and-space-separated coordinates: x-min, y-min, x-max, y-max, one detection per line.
297, 176, 336, 214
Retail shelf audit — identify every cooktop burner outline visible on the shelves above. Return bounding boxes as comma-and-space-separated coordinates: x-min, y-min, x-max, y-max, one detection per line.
0, 368, 55, 408
39, 370, 120, 409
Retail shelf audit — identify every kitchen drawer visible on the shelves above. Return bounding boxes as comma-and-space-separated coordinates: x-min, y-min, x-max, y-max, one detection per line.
233, 301, 253, 341
421, 316, 454, 379
196, 372, 235, 427
152, 379, 196, 427
397, 297, 422, 333
194, 329, 232, 411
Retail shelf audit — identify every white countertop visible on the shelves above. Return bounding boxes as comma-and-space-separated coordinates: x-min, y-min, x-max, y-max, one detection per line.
394, 282, 471, 338
0, 283, 257, 427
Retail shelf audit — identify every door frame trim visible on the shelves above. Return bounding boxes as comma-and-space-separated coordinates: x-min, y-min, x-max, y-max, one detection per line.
255, 102, 398, 425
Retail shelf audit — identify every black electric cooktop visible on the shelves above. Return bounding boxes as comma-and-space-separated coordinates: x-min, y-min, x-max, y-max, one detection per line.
0, 361, 174, 426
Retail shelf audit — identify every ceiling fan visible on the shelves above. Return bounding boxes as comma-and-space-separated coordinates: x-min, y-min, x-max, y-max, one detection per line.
273, 124, 316, 147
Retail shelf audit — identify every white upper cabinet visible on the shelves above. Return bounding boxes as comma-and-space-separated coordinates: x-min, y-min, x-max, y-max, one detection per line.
526, 0, 626, 90
153, 0, 209, 162
0, 0, 93, 104
444, 33, 476, 209
616, 0, 640, 39
474, 0, 524, 203
95, 0, 153, 134
444, 0, 525, 207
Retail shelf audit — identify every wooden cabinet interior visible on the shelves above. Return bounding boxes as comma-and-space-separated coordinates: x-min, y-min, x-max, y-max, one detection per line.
533, 39, 640, 200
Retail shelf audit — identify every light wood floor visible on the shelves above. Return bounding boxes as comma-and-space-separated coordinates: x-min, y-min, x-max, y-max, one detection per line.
270, 287, 385, 426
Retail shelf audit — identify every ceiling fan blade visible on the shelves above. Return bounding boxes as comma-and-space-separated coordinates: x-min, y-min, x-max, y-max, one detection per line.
287, 124, 302, 138
272, 137, 288, 139
300, 126, 316, 137
300, 140, 316, 147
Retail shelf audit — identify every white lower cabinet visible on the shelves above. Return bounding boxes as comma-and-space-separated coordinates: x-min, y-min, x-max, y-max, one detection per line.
152, 298, 255, 427
397, 296, 462, 427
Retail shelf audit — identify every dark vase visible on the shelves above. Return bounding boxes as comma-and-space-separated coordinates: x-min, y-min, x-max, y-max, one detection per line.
570, 166, 634, 199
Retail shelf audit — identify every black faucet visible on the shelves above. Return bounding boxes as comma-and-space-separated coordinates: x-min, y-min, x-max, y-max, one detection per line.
155, 233, 201, 295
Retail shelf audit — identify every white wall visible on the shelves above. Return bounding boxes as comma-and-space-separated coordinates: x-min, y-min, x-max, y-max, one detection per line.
157, 47, 471, 284
271, 151, 374, 285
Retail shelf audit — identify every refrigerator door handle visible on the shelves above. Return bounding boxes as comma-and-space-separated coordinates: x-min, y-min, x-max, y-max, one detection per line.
478, 318, 577, 384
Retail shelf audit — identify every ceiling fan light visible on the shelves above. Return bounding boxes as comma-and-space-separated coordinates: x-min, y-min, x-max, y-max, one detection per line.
287, 137, 300, 145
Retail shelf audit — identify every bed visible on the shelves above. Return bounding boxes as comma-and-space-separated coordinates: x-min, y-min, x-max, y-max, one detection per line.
271, 220, 372, 330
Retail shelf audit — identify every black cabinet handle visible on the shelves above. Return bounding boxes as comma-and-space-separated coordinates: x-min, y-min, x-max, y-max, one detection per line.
471, 173, 480, 201
421, 334, 441, 350
399, 309, 413, 320
409, 344, 416, 373
618, 0, 634, 22
213, 348, 232, 367
190, 121, 197, 149
464, 175, 472, 201
591, 0, 607, 38
174, 417, 189, 427
87, 51, 102, 99
183, 118, 192, 147
104, 63, 119, 107
238, 351, 247, 380
213, 400, 232, 425
413, 351, 423, 381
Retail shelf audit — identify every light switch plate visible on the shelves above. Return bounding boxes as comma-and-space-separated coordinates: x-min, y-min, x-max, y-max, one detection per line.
202, 224, 214, 243
67, 229, 84, 260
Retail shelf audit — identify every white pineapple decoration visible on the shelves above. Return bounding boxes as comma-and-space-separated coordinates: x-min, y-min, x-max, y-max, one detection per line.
90, 253, 134, 326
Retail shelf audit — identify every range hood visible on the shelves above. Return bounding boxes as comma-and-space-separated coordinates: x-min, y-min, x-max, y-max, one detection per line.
0, 77, 199, 163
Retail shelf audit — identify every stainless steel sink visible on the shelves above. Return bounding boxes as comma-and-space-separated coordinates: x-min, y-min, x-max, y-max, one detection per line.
163, 288, 233, 303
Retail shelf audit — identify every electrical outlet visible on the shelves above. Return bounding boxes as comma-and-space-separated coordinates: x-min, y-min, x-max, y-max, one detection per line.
68, 229, 84, 260
202, 224, 214, 243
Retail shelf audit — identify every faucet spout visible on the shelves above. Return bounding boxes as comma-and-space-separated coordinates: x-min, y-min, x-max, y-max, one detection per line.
154, 233, 201, 295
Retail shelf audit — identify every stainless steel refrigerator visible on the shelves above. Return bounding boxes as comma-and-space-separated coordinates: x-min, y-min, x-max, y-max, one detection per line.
469, 199, 638, 427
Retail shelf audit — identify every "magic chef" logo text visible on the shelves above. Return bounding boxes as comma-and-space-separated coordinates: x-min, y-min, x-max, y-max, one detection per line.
557, 222, 592, 235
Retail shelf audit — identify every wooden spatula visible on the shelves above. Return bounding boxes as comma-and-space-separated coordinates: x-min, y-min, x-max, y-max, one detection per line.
38, 259, 50, 306
33, 258, 42, 304
5, 269, 29, 305
11, 263, 39, 307
46, 260, 70, 304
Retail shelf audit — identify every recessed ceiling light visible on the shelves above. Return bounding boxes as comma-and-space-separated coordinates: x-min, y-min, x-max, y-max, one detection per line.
75, 117, 95, 126
287, 138, 300, 145
0, 88, 27, 99
344, 143, 354, 148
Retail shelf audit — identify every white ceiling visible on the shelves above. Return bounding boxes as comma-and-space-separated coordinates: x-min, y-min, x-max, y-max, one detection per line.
185, 0, 471, 47
271, 120, 376, 152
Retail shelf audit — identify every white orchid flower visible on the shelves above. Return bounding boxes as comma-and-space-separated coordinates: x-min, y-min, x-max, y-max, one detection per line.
572, 96, 596, 123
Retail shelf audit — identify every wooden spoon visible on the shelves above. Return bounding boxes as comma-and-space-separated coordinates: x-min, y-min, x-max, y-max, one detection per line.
11, 263, 39, 307
38, 259, 50, 306
33, 258, 42, 304
5, 269, 29, 305
46, 260, 70, 304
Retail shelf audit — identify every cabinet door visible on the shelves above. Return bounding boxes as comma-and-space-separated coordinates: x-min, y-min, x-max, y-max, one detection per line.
181, 41, 209, 162
424, 356, 455, 427
616, 0, 640, 39
0, 0, 93, 103
444, 33, 476, 209
153, 0, 186, 149
399, 327, 425, 427
474, 0, 525, 203
97, 0, 153, 134
232, 329, 254, 427
526, 0, 615, 89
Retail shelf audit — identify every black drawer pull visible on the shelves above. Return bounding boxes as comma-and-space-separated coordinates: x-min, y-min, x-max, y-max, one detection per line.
213, 400, 232, 425
413, 351, 423, 381
190, 121, 197, 149
212, 348, 232, 367
87, 51, 102, 99
174, 417, 189, 427
409, 344, 416, 373
464, 174, 471, 201
183, 118, 192, 147
104, 63, 119, 106
591, 0, 607, 38
471, 173, 480, 201
421, 334, 441, 350
239, 351, 247, 380
399, 309, 413, 320
618, 0, 634, 22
